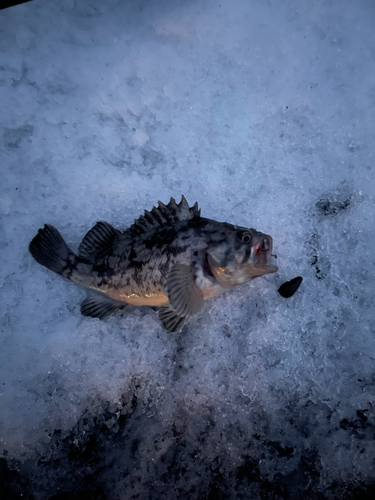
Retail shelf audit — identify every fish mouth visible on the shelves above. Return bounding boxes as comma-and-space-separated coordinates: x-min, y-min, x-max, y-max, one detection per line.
247, 235, 278, 275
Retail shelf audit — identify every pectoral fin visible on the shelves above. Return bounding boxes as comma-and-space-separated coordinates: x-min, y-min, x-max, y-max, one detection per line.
166, 264, 204, 317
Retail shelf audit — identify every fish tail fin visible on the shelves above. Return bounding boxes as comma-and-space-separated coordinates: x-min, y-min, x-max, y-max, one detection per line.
29, 224, 76, 277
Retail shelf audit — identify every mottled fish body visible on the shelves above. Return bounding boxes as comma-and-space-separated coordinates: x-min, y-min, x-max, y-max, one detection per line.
29, 196, 278, 332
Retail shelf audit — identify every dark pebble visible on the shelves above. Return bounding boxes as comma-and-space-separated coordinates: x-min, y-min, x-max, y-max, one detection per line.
278, 276, 303, 298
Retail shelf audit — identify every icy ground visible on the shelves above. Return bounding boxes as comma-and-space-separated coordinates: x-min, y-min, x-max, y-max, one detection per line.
1, 0, 375, 498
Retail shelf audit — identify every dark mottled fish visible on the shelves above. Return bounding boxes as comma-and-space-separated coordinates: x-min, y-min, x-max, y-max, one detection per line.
29, 196, 278, 332
278, 277, 303, 298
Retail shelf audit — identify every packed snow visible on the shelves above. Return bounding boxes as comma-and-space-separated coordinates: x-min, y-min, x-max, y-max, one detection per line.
0, 0, 374, 497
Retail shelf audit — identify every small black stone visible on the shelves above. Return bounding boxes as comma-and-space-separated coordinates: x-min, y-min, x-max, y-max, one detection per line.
278, 276, 303, 298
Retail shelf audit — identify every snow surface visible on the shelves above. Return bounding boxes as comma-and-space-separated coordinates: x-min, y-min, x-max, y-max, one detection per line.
0, 0, 374, 498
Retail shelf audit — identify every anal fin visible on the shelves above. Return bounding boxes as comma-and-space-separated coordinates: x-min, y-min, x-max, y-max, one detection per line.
80, 295, 128, 320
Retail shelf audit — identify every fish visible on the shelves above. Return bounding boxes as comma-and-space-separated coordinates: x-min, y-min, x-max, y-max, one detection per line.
29, 196, 278, 332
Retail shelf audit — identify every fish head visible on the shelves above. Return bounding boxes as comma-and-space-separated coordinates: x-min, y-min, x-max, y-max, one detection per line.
206, 223, 278, 288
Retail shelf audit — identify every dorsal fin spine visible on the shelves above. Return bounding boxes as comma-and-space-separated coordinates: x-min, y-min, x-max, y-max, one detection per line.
151, 209, 164, 225
144, 211, 154, 224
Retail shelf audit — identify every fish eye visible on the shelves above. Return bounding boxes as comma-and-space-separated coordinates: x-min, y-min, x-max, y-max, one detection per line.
240, 232, 251, 244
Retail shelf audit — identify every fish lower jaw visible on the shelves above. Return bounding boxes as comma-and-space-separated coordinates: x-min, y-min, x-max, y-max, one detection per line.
258, 264, 278, 274
245, 263, 278, 276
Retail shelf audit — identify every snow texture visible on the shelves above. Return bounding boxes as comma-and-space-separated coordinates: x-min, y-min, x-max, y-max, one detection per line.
1, 0, 375, 498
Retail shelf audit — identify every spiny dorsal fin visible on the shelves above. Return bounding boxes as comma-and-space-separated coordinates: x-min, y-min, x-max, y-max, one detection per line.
78, 221, 122, 261
127, 195, 200, 237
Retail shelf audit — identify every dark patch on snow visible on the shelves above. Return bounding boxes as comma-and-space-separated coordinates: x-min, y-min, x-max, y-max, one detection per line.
0, 458, 34, 500
308, 232, 325, 280
3, 124, 34, 149
1, 398, 375, 499
316, 197, 351, 216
